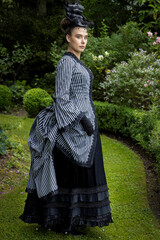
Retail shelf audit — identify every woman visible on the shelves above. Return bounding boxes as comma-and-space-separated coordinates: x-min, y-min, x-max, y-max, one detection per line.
20, 0, 113, 235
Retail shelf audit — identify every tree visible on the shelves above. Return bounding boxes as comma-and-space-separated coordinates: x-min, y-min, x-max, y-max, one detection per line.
38, 0, 47, 16
138, 0, 160, 30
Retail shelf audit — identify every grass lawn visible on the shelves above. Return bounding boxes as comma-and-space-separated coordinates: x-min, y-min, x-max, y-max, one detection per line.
0, 115, 160, 240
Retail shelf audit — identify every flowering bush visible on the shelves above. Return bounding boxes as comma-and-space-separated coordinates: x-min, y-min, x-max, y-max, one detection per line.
81, 21, 147, 100
100, 49, 160, 110
83, 47, 111, 79
147, 31, 160, 57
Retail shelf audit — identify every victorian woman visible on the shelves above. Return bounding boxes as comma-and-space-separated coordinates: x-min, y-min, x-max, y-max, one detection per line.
20, 0, 113, 235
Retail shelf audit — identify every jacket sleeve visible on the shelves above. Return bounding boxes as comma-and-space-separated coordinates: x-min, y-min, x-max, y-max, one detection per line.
54, 57, 85, 132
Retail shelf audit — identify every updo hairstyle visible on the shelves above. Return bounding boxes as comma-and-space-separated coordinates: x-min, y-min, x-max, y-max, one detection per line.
60, 18, 76, 36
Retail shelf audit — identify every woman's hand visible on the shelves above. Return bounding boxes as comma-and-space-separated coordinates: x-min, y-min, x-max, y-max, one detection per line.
80, 115, 94, 136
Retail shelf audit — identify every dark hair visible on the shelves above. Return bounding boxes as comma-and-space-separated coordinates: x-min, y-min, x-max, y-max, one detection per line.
60, 17, 87, 36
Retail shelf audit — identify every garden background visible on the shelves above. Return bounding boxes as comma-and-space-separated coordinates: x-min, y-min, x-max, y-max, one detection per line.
0, 0, 160, 239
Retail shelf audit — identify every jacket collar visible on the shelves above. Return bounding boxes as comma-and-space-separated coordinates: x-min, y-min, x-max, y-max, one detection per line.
64, 51, 93, 80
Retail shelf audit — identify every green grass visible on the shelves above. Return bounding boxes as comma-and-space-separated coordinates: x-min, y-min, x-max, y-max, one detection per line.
0, 115, 34, 149
0, 115, 160, 240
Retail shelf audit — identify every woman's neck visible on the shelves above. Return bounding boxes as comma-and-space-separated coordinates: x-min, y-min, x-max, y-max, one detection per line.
67, 48, 81, 60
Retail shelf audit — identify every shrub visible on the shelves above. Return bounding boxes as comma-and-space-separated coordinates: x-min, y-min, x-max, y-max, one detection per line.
32, 72, 56, 93
0, 122, 8, 155
94, 101, 156, 148
23, 88, 53, 117
100, 49, 160, 110
94, 100, 160, 174
0, 85, 12, 111
149, 121, 160, 173
9, 84, 26, 106
146, 31, 160, 58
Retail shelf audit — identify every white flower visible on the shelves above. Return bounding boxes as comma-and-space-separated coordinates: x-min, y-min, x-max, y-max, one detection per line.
105, 69, 110, 74
105, 51, 109, 56
92, 55, 97, 61
98, 55, 104, 61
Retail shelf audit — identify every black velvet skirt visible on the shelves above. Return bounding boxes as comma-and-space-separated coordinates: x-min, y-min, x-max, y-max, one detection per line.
19, 131, 113, 231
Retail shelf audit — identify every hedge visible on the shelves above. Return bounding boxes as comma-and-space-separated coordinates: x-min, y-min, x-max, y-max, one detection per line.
94, 101, 160, 174
0, 85, 12, 111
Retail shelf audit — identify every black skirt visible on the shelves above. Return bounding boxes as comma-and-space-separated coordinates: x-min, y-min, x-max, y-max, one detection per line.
19, 131, 113, 231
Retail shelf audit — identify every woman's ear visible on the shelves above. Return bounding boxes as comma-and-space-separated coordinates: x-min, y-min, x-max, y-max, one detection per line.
66, 34, 71, 43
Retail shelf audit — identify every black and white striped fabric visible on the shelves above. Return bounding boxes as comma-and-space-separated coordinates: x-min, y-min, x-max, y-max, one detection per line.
26, 52, 98, 199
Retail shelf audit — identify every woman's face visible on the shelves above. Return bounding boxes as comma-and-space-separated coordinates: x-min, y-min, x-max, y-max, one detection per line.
66, 27, 88, 54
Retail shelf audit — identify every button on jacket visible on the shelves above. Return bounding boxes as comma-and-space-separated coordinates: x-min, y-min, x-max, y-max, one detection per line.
26, 51, 98, 199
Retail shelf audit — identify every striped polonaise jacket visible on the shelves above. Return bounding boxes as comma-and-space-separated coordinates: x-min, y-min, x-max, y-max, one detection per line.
26, 51, 98, 199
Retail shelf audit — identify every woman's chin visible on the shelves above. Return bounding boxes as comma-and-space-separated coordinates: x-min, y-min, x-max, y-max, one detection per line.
79, 48, 85, 52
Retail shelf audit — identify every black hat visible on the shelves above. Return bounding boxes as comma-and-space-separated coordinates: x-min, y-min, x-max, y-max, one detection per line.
64, 0, 94, 28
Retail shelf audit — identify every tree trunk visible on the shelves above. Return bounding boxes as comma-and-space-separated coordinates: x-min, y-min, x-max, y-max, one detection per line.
38, 0, 47, 16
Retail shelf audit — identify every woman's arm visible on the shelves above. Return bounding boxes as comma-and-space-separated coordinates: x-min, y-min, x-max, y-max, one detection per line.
54, 57, 85, 132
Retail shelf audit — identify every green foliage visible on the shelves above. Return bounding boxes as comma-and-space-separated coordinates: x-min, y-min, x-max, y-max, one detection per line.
138, 0, 160, 30
0, 122, 8, 155
81, 21, 147, 100
82, 0, 141, 35
0, 0, 158, 92
0, 43, 31, 84
31, 72, 56, 93
7, 141, 26, 168
0, 85, 12, 110
11, 42, 32, 82
100, 49, 160, 110
149, 121, 160, 172
23, 88, 53, 117
0, 44, 11, 82
103, 21, 147, 67
0, 121, 21, 157
146, 30, 160, 57
9, 84, 26, 106
94, 100, 160, 174
0, 2, 64, 86
50, 41, 66, 67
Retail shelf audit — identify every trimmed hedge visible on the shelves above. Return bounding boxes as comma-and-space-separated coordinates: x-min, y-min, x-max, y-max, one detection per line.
0, 85, 12, 111
94, 101, 160, 173
23, 88, 53, 117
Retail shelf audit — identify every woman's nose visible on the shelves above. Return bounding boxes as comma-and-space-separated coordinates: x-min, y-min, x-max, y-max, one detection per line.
81, 38, 85, 43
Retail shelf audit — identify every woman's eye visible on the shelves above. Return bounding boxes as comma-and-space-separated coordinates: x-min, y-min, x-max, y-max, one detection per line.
76, 35, 88, 40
